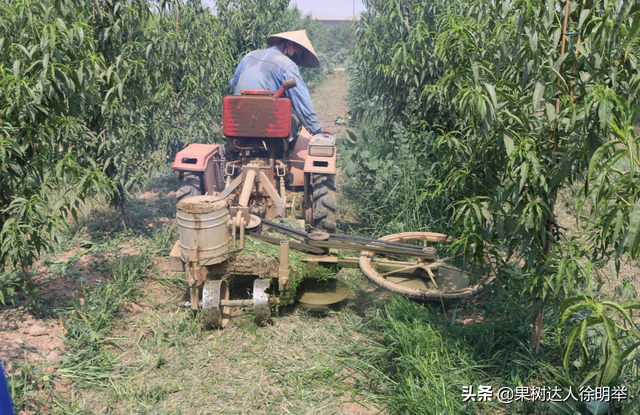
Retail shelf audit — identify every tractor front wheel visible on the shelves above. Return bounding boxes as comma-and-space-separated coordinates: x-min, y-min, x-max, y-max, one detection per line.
312, 174, 337, 232
176, 172, 204, 202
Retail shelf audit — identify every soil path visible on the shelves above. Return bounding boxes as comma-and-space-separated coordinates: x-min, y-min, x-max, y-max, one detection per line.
310, 73, 351, 140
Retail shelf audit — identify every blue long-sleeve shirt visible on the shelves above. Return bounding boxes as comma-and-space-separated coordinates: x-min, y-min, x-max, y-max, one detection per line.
230, 46, 322, 135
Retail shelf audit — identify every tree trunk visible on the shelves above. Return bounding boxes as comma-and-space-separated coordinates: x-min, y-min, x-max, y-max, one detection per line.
20, 260, 32, 294
125, 199, 133, 228
530, 306, 544, 354
529, 0, 572, 354
118, 198, 128, 231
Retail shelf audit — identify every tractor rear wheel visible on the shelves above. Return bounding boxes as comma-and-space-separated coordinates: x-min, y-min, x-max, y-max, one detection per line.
176, 172, 204, 202
312, 174, 337, 232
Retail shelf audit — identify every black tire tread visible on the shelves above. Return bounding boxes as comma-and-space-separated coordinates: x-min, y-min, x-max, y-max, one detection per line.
176, 172, 204, 202
312, 174, 337, 232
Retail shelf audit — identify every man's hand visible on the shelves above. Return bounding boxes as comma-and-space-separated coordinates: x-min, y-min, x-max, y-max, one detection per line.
321, 127, 334, 135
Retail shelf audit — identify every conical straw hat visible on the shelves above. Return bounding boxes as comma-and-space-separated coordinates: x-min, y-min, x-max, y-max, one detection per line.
267, 30, 319, 68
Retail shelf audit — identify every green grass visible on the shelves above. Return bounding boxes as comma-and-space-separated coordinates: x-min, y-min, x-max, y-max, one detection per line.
340, 297, 544, 414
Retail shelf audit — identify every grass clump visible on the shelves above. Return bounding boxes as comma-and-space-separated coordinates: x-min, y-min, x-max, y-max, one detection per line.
345, 298, 490, 414
344, 296, 567, 414
58, 253, 154, 386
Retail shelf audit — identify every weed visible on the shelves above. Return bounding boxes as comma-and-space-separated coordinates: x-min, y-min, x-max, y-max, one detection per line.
6, 359, 56, 414
147, 222, 177, 258
0, 268, 27, 307
57, 254, 154, 387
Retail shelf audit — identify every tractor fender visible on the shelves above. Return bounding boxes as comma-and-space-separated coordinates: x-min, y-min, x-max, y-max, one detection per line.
172, 143, 222, 195
290, 129, 337, 186
303, 154, 337, 174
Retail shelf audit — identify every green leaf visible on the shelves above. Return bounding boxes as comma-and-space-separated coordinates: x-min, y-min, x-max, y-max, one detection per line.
619, 300, 640, 310
13, 59, 20, 77
562, 324, 581, 375
503, 133, 514, 155
600, 316, 621, 386
547, 400, 579, 415
601, 301, 635, 326
545, 102, 556, 122
599, 98, 612, 130
621, 341, 640, 360
533, 80, 545, 109
558, 300, 590, 338
586, 141, 618, 194
519, 161, 529, 191
626, 198, 640, 260
483, 82, 498, 110
578, 9, 591, 30
622, 395, 640, 415
585, 400, 609, 415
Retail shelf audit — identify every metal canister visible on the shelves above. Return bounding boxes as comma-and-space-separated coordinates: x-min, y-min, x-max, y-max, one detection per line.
176, 195, 229, 265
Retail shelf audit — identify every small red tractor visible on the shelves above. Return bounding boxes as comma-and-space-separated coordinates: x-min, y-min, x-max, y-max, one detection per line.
171, 78, 337, 233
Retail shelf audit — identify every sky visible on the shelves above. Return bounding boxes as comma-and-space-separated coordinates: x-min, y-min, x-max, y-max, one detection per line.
201, 0, 367, 18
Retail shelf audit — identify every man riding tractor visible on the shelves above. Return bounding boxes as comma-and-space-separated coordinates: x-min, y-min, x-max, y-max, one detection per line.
172, 30, 338, 232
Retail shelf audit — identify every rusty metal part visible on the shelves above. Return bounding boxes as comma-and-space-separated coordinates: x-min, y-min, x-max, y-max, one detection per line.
201, 280, 230, 328
219, 165, 287, 218
180, 298, 258, 308
359, 232, 495, 302
308, 231, 330, 241
328, 232, 449, 250
257, 220, 441, 259
239, 168, 258, 210
237, 215, 245, 249
307, 238, 437, 260
290, 195, 297, 218
279, 241, 291, 293
253, 279, 271, 325
385, 275, 429, 291
245, 215, 262, 232
382, 267, 470, 292
186, 246, 208, 310
177, 196, 229, 265
259, 171, 285, 216
261, 218, 308, 238
295, 279, 350, 308
274, 77, 297, 98
169, 241, 185, 272
308, 133, 336, 157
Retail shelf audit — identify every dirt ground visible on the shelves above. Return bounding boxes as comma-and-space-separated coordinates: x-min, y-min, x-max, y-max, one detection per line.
312, 73, 351, 140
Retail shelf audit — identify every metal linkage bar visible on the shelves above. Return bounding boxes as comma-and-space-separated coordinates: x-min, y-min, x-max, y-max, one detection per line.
306, 239, 436, 260
257, 219, 438, 259
327, 233, 433, 251
260, 218, 309, 238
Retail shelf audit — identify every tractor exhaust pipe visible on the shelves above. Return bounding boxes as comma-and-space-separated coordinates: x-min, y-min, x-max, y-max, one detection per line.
274, 77, 297, 98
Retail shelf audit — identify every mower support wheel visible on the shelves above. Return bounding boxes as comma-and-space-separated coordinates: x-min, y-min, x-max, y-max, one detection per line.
201, 280, 229, 329
253, 279, 270, 326
177, 172, 203, 202
312, 174, 337, 232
